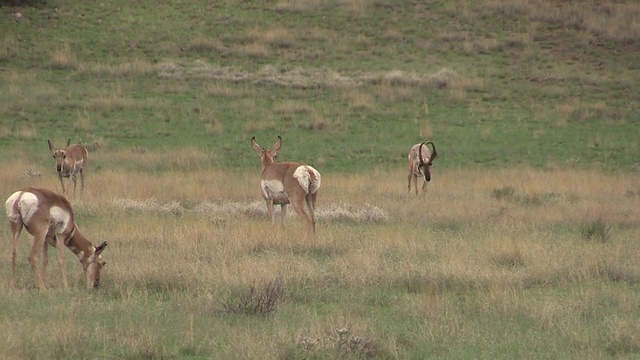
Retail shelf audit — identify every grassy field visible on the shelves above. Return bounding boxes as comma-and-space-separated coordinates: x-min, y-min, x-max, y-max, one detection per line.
1, 0, 640, 359
1, 163, 640, 359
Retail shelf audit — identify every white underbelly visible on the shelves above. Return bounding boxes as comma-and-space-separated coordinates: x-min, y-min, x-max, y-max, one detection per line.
261, 179, 290, 204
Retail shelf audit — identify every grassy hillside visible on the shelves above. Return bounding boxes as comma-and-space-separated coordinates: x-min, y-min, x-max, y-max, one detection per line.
1, 0, 639, 172
1, 2, 640, 359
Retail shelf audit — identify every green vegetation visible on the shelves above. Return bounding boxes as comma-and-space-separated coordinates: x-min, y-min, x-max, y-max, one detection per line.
1, 1, 640, 359
1, 0, 638, 172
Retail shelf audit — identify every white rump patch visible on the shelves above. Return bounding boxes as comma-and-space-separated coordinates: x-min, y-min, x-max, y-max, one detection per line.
261, 179, 289, 204
50, 206, 72, 234
5, 191, 39, 224
293, 165, 321, 194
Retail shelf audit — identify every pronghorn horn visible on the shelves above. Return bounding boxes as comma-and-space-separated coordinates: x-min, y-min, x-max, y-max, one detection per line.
48, 139, 54, 152
425, 142, 437, 165
418, 143, 426, 166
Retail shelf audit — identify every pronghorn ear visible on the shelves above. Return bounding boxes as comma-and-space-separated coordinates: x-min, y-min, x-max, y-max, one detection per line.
95, 242, 108, 255
272, 136, 282, 154
66, 138, 71, 147
251, 137, 263, 155
48, 139, 54, 152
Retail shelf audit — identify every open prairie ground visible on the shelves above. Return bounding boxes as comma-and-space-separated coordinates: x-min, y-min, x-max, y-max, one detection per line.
1, 161, 640, 359
1, 0, 640, 359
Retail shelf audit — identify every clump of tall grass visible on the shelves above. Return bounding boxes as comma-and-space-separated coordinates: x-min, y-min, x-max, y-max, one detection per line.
49, 43, 77, 70
76, 59, 156, 78
263, 28, 295, 48
491, 186, 560, 206
294, 328, 386, 359
298, 114, 329, 131
347, 92, 374, 111
185, 36, 226, 54
580, 218, 611, 243
491, 249, 526, 269
239, 42, 269, 58
219, 278, 285, 316
0, 34, 18, 61
277, 100, 313, 115
491, 186, 516, 200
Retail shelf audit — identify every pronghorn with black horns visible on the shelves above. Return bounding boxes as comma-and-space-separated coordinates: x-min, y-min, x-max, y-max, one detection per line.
47, 139, 88, 197
5, 187, 107, 289
407, 141, 438, 194
251, 136, 321, 234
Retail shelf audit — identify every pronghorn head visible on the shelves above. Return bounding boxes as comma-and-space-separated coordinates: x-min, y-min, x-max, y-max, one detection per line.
418, 142, 438, 182
251, 136, 282, 166
84, 241, 107, 288
48, 139, 71, 173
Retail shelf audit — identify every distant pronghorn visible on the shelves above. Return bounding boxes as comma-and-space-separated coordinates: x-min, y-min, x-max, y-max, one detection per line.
5, 187, 107, 289
251, 136, 321, 234
47, 139, 88, 197
407, 142, 438, 194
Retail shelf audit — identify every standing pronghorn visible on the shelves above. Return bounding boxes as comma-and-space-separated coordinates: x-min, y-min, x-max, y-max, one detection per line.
5, 187, 107, 289
48, 139, 88, 197
407, 142, 438, 194
251, 136, 322, 234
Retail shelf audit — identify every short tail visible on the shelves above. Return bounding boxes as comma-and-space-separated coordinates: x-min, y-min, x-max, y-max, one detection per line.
306, 166, 321, 195
304, 166, 320, 232
7, 191, 25, 224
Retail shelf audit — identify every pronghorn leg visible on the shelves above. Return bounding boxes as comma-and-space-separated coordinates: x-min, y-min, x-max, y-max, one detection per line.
279, 204, 287, 229
58, 174, 66, 195
70, 174, 77, 198
305, 193, 317, 234
407, 173, 412, 193
54, 233, 69, 289
290, 193, 313, 233
80, 168, 85, 194
413, 174, 419, 194
42, 238, 48, 276
266, 200, 276, 225
422, 180, 428, 193
9, 218, 23, 288
27, 228, 48, 290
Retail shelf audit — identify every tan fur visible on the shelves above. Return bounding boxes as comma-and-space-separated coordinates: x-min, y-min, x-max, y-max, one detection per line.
48, 139, 89, 197
251, 136, 321, 234
407, 142, 438, 195
5, 187, 107, 289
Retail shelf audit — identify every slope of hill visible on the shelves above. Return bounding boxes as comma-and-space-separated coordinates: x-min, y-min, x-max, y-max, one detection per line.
1, 0, 638, 172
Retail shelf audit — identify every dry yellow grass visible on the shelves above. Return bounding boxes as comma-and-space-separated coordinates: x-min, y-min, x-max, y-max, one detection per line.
2, 150, 638, 293
49, 43, 77, 70
0, 148, 639, 357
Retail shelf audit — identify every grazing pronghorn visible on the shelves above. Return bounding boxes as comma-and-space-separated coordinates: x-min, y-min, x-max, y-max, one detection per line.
5, 187, 107, 289
251, 136, 321, 234
47, 139, 88, 197
407, 141, 438, 194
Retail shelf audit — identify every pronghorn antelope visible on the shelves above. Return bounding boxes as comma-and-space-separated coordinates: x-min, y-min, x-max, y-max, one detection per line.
251, 136, 321, 234
47, 139, 88, 197
5, 187, 107, 289
407, 141, 438, 194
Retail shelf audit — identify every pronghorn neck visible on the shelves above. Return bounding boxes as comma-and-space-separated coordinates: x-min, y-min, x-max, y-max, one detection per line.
66, 226, 96, 264
260, 152, 276, 169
